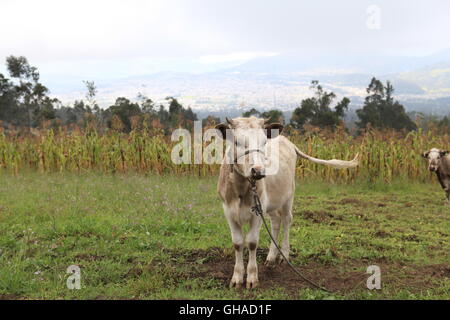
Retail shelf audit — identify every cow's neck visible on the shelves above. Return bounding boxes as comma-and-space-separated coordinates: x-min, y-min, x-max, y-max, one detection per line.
232, 170, 251, 198
230, 170, 265, 207
440, 156, 450, 176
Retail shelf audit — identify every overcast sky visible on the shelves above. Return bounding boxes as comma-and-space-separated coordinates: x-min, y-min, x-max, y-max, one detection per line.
1, 0, 450, 78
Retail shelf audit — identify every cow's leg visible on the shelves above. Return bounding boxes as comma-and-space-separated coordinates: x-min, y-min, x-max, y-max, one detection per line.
246, 215, 262, 289
436, 172, 446, 189
226, 215, 245, 288
265, 211, 281, 266
436, 173, 449, 204
444, 179, 450, 205
278, 200, 293, 264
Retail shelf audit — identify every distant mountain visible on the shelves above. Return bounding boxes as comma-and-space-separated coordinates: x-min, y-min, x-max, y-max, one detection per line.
228, 48, 450, 75
396, 61, 450, 95
402, 97, 450, 116
222, 50, 450, 97
43, 47, 450, 117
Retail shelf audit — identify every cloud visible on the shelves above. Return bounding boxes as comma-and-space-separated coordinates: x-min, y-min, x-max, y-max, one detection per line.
0, 0, 227, 61
179, 0, 450, 57
1, 0, 450, 78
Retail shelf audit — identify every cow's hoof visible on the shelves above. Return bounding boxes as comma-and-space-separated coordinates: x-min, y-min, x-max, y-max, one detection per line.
229, 279, 243, 289
246, 279, 259, 289
264, 259, 277, 268
277, 255, 288, 265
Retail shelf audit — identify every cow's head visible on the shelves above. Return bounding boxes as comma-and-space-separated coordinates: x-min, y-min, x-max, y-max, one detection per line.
422, 148, 449, 172
215, 116, 283, 180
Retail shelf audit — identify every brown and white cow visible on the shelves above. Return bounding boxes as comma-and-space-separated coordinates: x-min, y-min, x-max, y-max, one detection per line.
215, 117, 359, 289
422, 148, 450, 204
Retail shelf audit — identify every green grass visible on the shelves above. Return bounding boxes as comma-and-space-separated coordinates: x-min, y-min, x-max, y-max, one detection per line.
0, 173, 449, 299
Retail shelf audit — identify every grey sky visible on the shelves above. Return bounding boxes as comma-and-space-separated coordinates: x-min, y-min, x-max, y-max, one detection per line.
1, 0, 450, 77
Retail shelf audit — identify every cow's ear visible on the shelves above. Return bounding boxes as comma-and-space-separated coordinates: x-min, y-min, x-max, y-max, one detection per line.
440, 150, 449, 157
215, 123, 230, 140
265, 123, 283, 139
422, 151, 430, 158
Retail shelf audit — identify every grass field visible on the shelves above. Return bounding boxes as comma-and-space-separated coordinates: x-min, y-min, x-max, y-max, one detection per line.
0, 173, 449, 300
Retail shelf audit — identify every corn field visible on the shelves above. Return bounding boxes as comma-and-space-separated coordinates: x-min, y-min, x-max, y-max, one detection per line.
0, 126, 449, 183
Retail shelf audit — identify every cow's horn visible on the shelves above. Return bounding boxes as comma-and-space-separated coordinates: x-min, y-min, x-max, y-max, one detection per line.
226, 117, 234, 126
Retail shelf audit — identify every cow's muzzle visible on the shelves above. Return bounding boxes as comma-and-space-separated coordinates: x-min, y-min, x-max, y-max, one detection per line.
251, 167, 266, 180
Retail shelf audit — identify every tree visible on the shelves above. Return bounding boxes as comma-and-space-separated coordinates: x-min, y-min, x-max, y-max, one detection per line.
165, 96, 197, 130
138, 93, 157, 116
0, 56, 203, 132
290, 80, 349, 130
356, 77, 416, 131
202, 115, 220, 127
157, 105, 170, 129
5, 56, 58, 127
105, 97, 142, 132
242, 108, 261, 117
0, 73, 19, 124
261, 109, 284, 124
242, 108, 284, 123
437, 116, 450, 134
83, 81, 100, 115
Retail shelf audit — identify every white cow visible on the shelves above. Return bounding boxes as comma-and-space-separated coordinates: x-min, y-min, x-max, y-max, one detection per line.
215, 117, 359, 289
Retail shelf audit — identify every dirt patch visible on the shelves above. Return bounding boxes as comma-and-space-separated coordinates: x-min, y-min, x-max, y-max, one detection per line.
163, 248, 450, 297
301, 210, 334, 223
125, 267, 144, 278
74, 253, 104, 261
174, 248, 365, 295
404, 202, 414, 208
338, 198, 370, 207
401, 234, 420, 242
374, 230, 391, 238
418, 264, 450, 278
380, 263, 450, 291
0, 294, 22, 300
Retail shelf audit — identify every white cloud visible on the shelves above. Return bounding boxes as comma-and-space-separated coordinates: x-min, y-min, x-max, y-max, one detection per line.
0, 0, 228, 61
1, 0, 450, 79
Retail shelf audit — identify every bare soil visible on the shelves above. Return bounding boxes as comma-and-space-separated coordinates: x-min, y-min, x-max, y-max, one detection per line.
165, 247, 450, 298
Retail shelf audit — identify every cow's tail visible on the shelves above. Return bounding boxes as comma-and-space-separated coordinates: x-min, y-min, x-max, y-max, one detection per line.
294, 146, 359, 169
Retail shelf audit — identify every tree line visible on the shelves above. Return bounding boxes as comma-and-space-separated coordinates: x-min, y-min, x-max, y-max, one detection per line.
1, 56, 449, 134
241, 80, 449, 134
0, 56, 197, 133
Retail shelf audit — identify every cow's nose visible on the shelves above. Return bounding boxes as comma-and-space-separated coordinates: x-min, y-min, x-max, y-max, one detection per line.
251, 166, 265, 180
